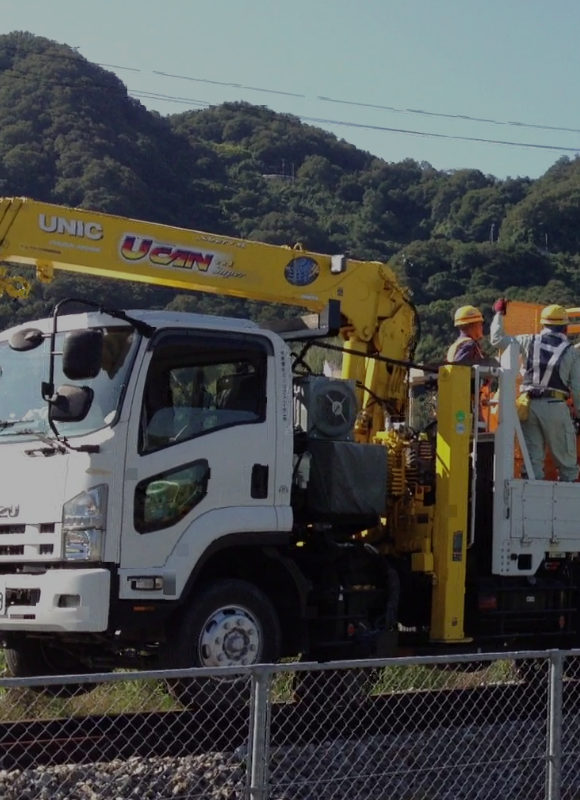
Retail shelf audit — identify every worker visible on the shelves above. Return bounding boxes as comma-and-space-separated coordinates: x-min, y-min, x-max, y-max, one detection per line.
447, 305, 500, 429
490, 298, 580, 482
447, 305, 486, 364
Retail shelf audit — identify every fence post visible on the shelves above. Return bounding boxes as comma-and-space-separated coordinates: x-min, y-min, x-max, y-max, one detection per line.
247, 666, 272, 800
547, 650, 563, 800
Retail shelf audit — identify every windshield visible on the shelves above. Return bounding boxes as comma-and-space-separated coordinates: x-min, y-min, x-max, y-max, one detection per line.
0, 326, 139, 442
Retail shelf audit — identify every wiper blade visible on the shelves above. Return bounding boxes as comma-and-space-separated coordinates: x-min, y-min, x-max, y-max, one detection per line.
1, 428, 70, 455
2, 428, 61, 444
0, 418, 31, 429
1, 428, 99, 456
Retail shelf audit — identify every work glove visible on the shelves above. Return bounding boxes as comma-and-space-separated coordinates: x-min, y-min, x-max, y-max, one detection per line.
493, 298, 509, 315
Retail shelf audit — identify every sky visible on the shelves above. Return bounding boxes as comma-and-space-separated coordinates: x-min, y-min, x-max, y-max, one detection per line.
3, 0, 580, 180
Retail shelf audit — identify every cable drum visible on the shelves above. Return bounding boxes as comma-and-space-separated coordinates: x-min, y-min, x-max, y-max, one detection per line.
295, 376, 358, 440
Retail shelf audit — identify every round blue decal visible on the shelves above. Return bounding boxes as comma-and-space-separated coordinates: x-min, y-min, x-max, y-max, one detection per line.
284, 256, 320, 287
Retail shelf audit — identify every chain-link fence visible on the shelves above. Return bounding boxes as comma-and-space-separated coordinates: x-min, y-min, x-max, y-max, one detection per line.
0, 649, 577, 799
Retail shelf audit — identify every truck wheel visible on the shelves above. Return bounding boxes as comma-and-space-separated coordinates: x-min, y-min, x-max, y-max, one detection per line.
162, 579, 282, 709
5, 640, 102, 698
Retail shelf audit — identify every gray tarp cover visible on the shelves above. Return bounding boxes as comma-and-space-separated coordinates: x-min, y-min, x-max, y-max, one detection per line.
306, 439, 388, 517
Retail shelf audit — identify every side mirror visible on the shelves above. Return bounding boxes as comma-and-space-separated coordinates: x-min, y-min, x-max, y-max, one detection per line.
49, 385, 94, 423
62, 330, 104, 381
8, 328, 44, 352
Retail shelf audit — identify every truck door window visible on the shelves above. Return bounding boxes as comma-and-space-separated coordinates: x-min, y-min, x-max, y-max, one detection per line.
134, 459, 210, 533
140, 337, 267, 455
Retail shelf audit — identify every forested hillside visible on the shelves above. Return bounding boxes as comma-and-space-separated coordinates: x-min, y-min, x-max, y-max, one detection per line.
1, 30, 580, 361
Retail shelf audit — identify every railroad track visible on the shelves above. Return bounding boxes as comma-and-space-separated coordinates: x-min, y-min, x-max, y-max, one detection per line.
0, 680, 572, 771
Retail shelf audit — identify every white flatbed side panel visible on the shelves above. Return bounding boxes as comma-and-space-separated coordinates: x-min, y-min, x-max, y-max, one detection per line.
551, 482, 580, 540
509, 480, 555, 541
491, 340, 580, 576
496, 480, 580, 576
509, 479, 580, 543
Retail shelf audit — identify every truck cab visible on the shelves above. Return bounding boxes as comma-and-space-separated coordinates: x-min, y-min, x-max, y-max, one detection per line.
0, 305, 389, 696
0, 310, 298, 671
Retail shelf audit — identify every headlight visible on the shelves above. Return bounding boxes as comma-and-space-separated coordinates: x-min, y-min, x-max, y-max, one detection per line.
63, 485, 108, 562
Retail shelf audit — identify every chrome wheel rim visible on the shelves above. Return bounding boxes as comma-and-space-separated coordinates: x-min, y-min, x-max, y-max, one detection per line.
198, 605, 263, 668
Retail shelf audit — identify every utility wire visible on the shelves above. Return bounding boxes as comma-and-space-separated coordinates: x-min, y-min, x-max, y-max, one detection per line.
151, 69, 305, 99
2, 45, 580, 138
131, 90, 208, 107
149, 69, 580, 137
129, 90, 580, 154
299, 115, 580, 154
316, 95, 580, 137
1, 58, 580, 154
0, 69, 211, 107
96, 62, 140, 73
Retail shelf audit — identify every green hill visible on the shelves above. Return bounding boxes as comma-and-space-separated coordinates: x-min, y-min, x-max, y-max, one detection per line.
1, 30, 580, 362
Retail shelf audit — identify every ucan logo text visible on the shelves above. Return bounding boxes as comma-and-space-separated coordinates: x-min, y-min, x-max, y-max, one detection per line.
39, 215, 104, 241
120, 234, 216, 271
118, 234, 244, 279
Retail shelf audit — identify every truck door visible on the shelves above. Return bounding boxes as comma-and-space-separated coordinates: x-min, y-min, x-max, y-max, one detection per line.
119, 328, 280, 583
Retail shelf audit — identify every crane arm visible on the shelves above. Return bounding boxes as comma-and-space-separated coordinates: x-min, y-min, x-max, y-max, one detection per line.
0, 197, 418, 423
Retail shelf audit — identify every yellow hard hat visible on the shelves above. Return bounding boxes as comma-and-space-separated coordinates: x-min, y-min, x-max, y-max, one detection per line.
454, 305, 484, 327
540, 304, 569, 326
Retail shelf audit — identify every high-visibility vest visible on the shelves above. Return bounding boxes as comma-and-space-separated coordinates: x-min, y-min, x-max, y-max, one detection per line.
446, 335, 484, 364
521, 331, 571, 394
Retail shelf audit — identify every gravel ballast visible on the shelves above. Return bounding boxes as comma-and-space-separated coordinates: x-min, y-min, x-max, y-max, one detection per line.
0, 714, 576, 800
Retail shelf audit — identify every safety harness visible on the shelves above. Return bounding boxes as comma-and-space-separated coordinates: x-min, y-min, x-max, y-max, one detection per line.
521, 330, 571, 399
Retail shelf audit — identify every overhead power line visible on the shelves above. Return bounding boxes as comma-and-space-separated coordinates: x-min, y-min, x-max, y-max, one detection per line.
316, 96, 580, 137
0, 69, 211, 107
148, 65, 580, 137
1, 58, 580, 155
0, 43, 140, 74
2, 45, 580, 138
131, 90, 208, 107
128, 90, 580, 154
97, 62, 140, 73
152, 70, 305, 99
299, 115, 580, 154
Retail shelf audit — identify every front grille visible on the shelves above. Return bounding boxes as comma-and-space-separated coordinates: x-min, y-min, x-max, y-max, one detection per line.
0, 545, 24, 556
0, 544, 54, 557
6, 588, 40, 607
0, 523, 55, 535
0, 523, 60, 560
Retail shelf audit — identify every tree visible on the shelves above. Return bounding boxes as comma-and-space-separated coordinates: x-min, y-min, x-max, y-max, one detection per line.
0, 30, 579, 363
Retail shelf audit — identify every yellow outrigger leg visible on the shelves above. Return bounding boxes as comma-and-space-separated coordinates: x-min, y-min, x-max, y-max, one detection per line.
430, 365, 473, 643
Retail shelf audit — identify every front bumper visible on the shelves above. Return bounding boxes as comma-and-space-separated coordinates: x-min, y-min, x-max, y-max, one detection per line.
0, 569, 110, 632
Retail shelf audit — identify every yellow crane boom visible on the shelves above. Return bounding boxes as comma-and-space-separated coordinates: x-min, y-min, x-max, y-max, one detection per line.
0, 197, 418, 431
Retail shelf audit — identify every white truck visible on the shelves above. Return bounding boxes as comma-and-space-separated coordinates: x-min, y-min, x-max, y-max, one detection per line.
0, 197, 579, 703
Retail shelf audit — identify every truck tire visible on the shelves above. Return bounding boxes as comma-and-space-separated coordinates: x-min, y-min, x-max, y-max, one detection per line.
161, 578, 282, 709
5, 640, 102, 698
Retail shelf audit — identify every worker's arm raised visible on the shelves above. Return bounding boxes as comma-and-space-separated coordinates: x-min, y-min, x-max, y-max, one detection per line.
490, 312, 513, 350
490, 310, 531, 357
